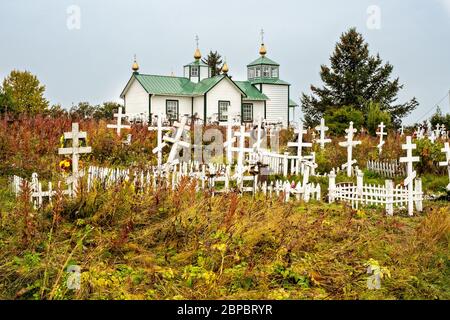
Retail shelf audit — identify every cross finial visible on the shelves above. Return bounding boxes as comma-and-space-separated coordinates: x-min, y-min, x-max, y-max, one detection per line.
133, 54, 136, 62
260, 28, 265, 44
195, 35, 199, 48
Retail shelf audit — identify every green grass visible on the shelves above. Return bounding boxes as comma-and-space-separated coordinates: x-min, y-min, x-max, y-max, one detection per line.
0, 179, 448, 300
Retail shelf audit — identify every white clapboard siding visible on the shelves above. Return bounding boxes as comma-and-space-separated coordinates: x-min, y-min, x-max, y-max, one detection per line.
124, 78, 149, 115
261, 84, 288, 127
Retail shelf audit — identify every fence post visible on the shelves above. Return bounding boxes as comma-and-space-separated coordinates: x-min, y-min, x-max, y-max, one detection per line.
328, 170, 336, 203
414, 178, 423, 212
385, 180, 394, 216
283, 152, 289, 177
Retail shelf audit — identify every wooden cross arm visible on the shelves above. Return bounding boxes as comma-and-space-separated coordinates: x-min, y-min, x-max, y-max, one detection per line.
64, 132, 87, 139
399, 156, 420, 163
58, 147, 92, 155
152, 143, 167, 154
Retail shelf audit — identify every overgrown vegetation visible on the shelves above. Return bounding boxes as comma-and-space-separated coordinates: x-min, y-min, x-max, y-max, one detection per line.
0, 115, 449, 300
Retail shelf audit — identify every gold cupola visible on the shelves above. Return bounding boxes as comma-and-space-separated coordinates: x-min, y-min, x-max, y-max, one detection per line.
221, 61, 229, 74
194, 47, 202, 60
259, 43, 267, 56
132, 55, 139, 73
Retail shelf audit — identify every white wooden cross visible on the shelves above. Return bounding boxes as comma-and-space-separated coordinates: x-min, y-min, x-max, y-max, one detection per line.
439, 142, 450, 191
339, 122, 361, 177
163, 116, 191, 166
434, 123, 441, 138
107, 106, 131, 136
223, 121, 237, 165
252, 117, 265, 152
376, 122, 387, 154
399, 136, 420, 216
288, 121, 312, 160
58, 123, 92, 190
231, 125, 253, 173
149, 114, 172, 167
314, 118, 331, 149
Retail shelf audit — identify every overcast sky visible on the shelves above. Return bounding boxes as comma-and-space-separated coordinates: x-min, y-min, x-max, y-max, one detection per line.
0, 0, 449, 124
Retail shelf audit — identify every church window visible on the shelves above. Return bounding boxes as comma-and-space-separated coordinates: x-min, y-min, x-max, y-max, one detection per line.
242, 103, 253, 122
248, 68, 255, 79
263, 66, 270, 77
255, 67, 261, 77
218, 101, 230, 122
166, 100, 179, 121
271, 67, 279, 78
191, 66, 199, 77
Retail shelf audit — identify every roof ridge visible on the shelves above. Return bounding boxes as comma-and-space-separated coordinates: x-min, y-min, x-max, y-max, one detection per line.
136, 73, 189, 80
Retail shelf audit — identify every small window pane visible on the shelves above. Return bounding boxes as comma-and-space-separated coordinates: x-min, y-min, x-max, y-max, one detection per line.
191, 66, 199, 77
271, 67, 279, 78
219, 101, 229, 121
242, 104, 253, 122
248, 68, 255, 79
263, 66, 270, 77
166, 101, 178, 121
255, 67, 261, 77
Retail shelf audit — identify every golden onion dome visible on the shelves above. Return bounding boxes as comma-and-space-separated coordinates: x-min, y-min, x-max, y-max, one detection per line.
259, 43, 267, 56
132, 56, 139, 72
194, 48, 202, 60
221, 62, 229, 74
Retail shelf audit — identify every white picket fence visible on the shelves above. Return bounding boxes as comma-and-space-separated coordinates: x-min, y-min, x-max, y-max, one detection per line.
10, 173, 71, 208
248, 151, 318, 176
328, 170, 423, 215
366, 160, 405, 178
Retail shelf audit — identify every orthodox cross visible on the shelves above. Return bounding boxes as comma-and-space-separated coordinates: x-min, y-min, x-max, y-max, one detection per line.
315, 118, 331, 149
107, 106, 130, 136
223, 121, 237, 165
195, 35, 199, 48
149, 113, 172, 167
288, 121, 312, 160
339, 122, 361, 177
232, 126, 253, 173
376, 122, 387, 154
163, 116, 191, 166
399, 136, 420, 216
260, 28, 265, 44
58, 123, 92, 189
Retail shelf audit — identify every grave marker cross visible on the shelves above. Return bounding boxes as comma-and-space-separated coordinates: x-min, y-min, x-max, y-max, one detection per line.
149, 114, 172, 167
339, 122, 361, 177
163, 116, 191, 166
231, 125, 253, 174
315, 118, 331, 149
58, 123, 92, 190
376, 122, 387, 154
223, 121, 237, 164
399, 136, 420, 216
107, 106, 131, 136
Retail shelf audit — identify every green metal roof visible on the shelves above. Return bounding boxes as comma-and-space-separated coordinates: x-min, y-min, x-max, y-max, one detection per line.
184, 60, 209, 67
250, 78, 290, 85
192, 75, 227, 95
132, 74, 245, 97
235, 81, 268, 101
289, 99, 298, 107
247, 56, 280, 67
134, 74, 196, 96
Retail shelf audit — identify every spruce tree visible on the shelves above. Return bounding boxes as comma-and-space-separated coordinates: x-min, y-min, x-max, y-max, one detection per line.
202, 51, 223, 77
301, 28, 418, 127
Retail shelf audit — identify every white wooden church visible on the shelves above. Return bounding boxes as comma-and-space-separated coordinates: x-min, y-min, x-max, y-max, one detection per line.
120, 36, 298, 127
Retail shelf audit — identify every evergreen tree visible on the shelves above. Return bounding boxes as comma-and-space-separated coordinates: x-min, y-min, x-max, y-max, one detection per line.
2, 70, 49, 115
202, 51, 223, 77
301, 28, 418, 127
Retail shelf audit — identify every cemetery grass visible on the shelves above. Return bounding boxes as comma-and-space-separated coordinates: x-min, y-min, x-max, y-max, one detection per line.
0, 180, 448, 300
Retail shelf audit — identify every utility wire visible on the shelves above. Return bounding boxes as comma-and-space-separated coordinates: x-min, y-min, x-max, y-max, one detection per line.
415, 91, 450, 123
